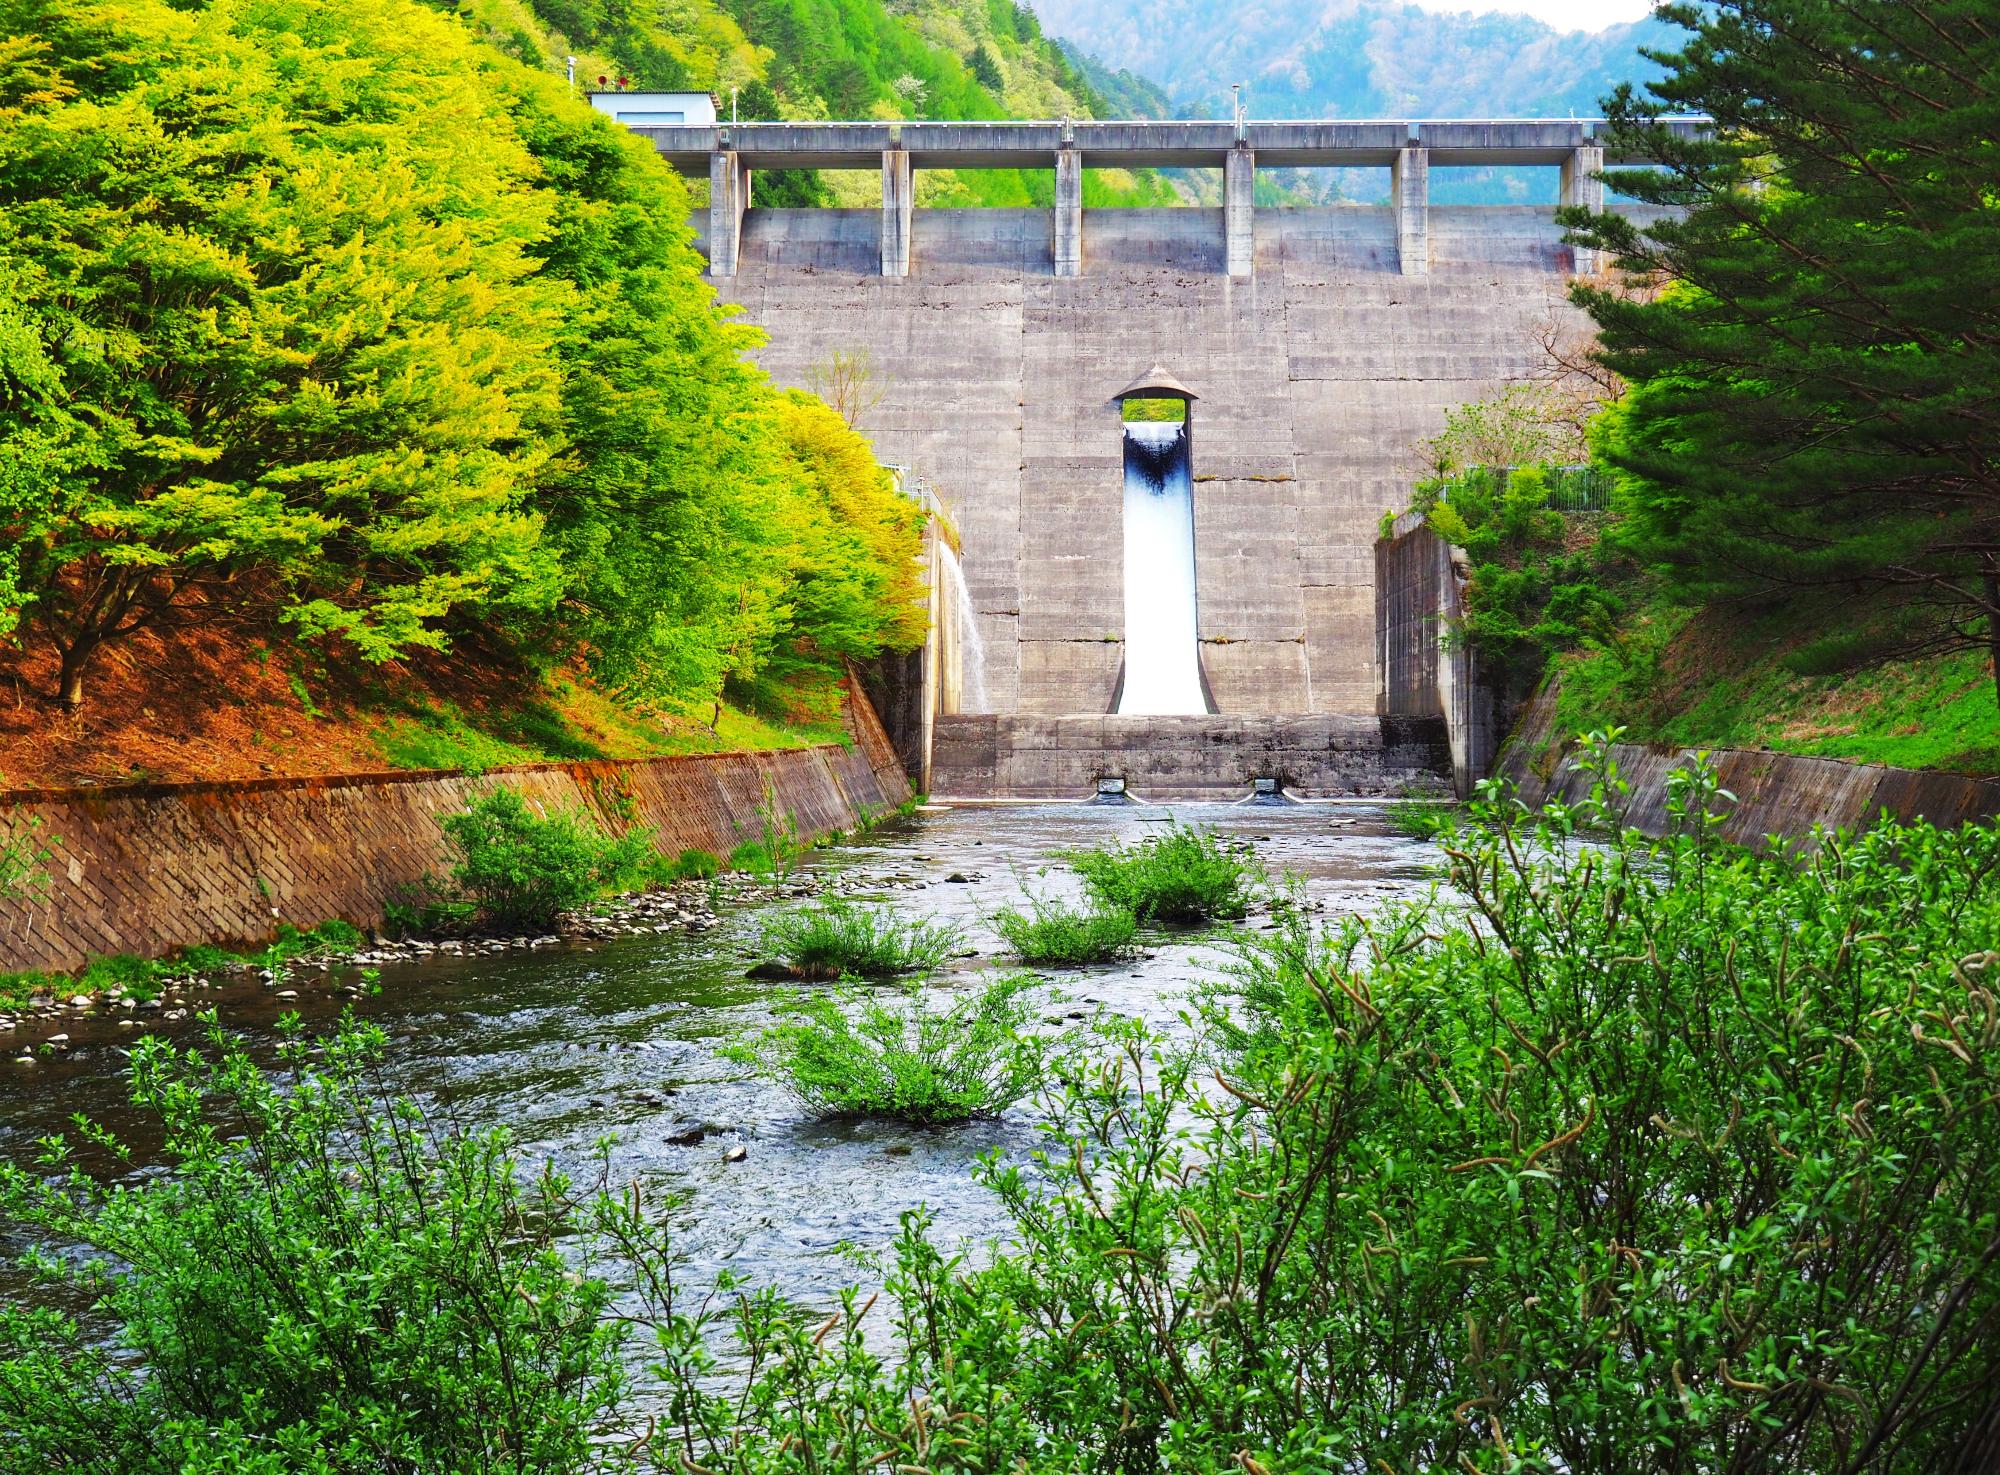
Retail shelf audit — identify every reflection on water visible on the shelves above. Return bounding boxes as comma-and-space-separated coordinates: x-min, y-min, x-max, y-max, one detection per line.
0, 803, 1436, 1316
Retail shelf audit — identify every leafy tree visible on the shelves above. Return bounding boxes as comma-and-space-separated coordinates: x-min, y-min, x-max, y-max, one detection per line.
731, 78, 829, 207
0, 0, 562, 710
0, 0, 927, 718
1565, 2, 2000, 708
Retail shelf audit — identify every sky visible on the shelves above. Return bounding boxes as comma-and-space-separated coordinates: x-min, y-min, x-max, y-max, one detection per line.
1409, 0, 1654, 31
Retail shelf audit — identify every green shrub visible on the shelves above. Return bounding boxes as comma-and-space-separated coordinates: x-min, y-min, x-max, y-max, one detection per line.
671, 847, 721, 881
439, 786, 652, 931
1385, 796, 1458, 840
0, 1015, 631, 1471
724, 977, 1054, 1124
993, 895, 1137, 965
1066, 824, 1257, 924
729, 838, 774, 874
160, 944, 236, 978
76, 954, 163, 999
759, 900, 962, 979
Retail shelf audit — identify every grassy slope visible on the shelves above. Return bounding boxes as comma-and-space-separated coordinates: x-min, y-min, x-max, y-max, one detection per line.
1549, 585, 2000, 776
0, 621, 849, 790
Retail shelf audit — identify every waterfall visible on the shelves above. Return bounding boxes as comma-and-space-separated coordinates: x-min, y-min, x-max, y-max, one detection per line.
938, 542, 987, 715
1117, 421, 1206, 715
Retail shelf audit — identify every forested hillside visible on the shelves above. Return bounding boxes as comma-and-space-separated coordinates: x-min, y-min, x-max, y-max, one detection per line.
470, 0, 1175, 204
0, 0, 927, 784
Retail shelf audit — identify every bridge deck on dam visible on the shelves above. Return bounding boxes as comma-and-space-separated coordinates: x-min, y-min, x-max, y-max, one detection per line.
633, 117, 1707, 173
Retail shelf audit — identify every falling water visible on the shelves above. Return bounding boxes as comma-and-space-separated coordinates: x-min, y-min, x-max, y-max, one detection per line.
1117, 421, 1206, 715
938, 542, 987, 715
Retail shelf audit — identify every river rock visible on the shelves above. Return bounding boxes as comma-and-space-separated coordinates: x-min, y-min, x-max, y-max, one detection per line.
745, 961, 795, 981
722, 1144, 747, 1163
667, 1126, 705, 1146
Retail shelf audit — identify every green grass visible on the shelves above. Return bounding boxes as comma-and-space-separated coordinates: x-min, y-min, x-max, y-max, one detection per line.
1385, 799, 1459, 841
722, 976, 1055, 1125
993, 896, 1137, 965
759, 901, 963, 980
0, 921, 365, 1009
1066, 825, 1259, 925
1554, 595, 2000, 775
370, 677, 852, 776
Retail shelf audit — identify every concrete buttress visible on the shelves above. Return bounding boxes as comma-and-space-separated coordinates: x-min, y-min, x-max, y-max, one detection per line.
1054, 146, 1083, 277
1560, 145, 1606, 274
707, 150, 746, 277
1224, 147, 1256, 278
1392, 145, 1429, 277
881, 148, 913, 278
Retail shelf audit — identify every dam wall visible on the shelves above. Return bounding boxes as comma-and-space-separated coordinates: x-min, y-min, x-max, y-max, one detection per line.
712, 204, 1610, 729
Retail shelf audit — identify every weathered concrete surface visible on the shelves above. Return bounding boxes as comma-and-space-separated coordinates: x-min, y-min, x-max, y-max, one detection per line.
932, 714, 1450, 799
1376, 518, 1498, 797
1054, 147, 1083, 277
1494, 686, 2000, 844
713, 205, 1635, 747
0, 682, 910, 974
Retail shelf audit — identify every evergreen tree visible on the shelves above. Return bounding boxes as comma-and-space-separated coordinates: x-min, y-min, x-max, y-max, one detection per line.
967, 43, 1005, 93
1566, 2, 2000, 706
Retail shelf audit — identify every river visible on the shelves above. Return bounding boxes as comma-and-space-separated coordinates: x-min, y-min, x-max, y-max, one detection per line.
0, 801, 1436, 1316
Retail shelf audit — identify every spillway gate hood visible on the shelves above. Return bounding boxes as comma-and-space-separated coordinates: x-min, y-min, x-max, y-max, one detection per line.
1112, 366, 1199, 404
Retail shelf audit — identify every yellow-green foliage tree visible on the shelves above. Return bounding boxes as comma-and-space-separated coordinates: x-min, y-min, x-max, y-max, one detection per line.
0, 0, 923, 715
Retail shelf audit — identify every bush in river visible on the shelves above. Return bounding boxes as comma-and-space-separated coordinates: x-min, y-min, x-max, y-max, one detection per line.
1067, 822, 1257, 923
440, 785, 652, 930
5, 740, 1997, 1473
724, 976, 1054, 1124
759, 899, 961, 979
992, 894, 1137, 965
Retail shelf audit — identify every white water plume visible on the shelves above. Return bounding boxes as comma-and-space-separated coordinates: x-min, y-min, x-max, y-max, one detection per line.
938, 542, 987, 714
1117, 420, 1206, 715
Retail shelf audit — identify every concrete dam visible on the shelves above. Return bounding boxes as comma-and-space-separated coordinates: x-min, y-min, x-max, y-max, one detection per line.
624, 118, 1688, 798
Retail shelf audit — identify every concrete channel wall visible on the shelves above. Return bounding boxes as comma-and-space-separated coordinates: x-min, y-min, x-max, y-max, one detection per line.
1493, 686, 2000, 843
0, 683, 910, 974
1376, 517, 1498, 797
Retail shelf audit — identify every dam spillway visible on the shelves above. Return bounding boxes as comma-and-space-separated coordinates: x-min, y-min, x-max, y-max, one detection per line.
1117, 420, 1206, 717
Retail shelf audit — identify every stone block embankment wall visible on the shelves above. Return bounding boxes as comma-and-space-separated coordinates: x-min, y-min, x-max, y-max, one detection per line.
1495, 687, 2000, 843
932, 713, 1450, 800
711, 205, 1629, 719
0, 685, 910, 974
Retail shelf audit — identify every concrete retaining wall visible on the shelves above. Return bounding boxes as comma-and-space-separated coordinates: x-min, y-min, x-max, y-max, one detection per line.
1494, 687, 2000, 843
1375, 518, 1498, 797
932, 713, 1450, 800
0, 682, 910, 974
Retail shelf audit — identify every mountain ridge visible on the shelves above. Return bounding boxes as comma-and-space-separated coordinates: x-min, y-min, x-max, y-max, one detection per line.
1028, 0, 1678, 122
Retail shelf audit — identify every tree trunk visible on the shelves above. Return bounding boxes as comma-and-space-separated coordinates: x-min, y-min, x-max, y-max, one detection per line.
56, 640, 90, 713
1987, 565, 2000, 719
